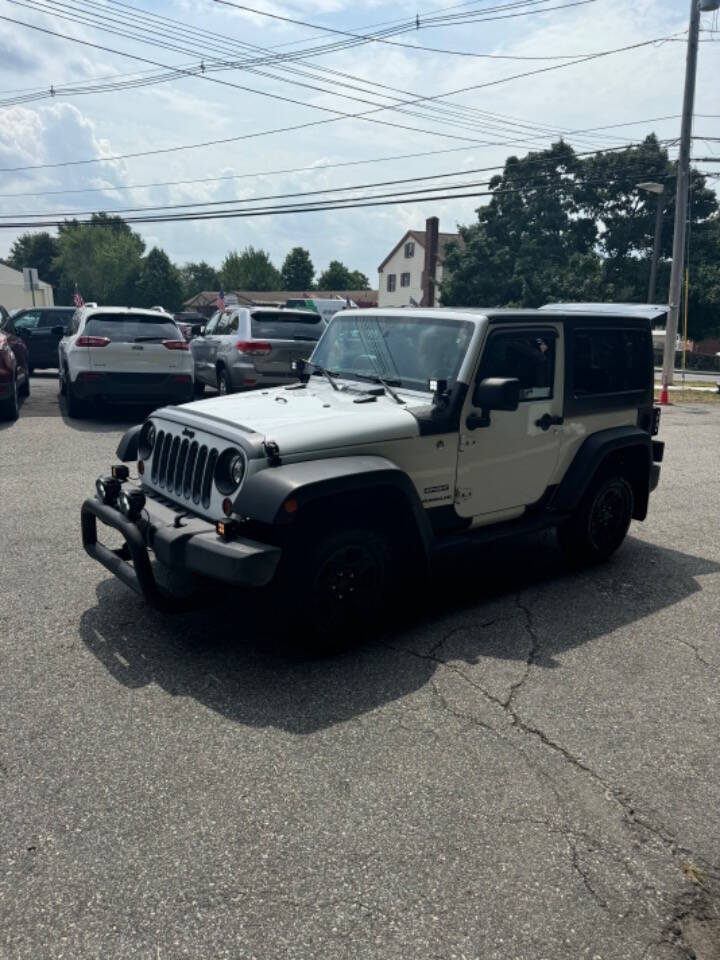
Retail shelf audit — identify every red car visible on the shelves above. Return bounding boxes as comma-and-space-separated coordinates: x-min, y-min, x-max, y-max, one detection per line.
0, 306, 31, 420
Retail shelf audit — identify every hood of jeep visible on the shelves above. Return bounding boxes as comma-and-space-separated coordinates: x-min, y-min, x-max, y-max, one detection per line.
180, 381, 424, 454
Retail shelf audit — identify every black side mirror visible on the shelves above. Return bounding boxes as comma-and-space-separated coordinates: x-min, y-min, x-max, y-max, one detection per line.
51, 325, 65, 337
467, 377, 521, 429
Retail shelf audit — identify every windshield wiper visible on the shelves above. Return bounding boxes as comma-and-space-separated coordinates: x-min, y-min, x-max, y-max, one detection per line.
303, 359, 340, 391
349, 372, 405, 405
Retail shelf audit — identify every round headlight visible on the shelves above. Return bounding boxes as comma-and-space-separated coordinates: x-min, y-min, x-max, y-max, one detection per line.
230, 453, 245, 486
214, 447, 246, 494
138, 420, 156, 459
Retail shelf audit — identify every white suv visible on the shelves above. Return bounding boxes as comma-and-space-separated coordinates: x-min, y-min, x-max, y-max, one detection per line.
59, 307, 194, 417
82, 307, 663, 636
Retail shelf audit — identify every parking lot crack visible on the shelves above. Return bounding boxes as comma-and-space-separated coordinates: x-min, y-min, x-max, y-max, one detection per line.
676, 637, 713, 670
504, 594, 540, 710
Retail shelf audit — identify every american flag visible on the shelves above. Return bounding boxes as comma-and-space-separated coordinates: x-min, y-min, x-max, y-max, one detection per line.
215, 288, 226, 312
73, 285, 84, 308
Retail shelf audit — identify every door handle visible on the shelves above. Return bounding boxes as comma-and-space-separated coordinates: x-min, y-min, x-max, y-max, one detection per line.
535, 413, 564, 431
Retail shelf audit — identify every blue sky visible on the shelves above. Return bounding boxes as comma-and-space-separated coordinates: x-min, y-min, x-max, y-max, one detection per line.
0, 0, 717, 291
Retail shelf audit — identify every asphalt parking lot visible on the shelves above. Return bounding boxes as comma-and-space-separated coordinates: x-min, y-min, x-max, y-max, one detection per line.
2, 374, 719, 960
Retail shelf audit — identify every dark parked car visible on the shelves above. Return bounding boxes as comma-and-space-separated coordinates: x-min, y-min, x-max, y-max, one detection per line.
0, 306, 30, 420
9, 306, 76, 371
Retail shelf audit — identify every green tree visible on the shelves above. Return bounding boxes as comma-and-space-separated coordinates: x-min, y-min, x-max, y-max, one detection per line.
220, 246, 281, 291
53, 217, 145, 305
7, 232, 60, 287
317, 260, 370, 290
135, 247, 183, 311
281, 247, 315, 290
179, 260, 219, 301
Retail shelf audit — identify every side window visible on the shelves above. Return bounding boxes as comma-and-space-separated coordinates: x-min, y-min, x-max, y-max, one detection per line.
39, 311, 70, 328
70, 311, 81, 335
573, 328, 652, 397
215, 312, 235, 335
387, 274, 396, 292
14, 311, 41, 331
479, 331, 556, 401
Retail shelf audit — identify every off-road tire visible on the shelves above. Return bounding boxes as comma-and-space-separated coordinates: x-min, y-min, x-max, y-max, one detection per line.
277, 526, 393, 642
557, 473, 634, 565
0, 373, 19, 421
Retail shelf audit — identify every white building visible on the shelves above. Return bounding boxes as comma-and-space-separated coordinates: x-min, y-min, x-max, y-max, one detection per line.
377, 227, 459, 308
0, 263, 54, 310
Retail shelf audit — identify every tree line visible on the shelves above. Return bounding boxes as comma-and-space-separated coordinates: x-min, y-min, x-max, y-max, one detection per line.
441, 136, 720, 341
5, 217, 371, 312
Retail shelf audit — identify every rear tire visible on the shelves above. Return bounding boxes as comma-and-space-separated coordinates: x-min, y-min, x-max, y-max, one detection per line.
0, 374, 19, 421
216, 368, 232, 395
193, 381, 205, 397
276, 526, 393, 644
65, 378, 86, 418
19, 371, 30, 398
557, 473, 634, 565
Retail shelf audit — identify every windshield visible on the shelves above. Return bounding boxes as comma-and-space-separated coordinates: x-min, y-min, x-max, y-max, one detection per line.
311, 314, 473, 392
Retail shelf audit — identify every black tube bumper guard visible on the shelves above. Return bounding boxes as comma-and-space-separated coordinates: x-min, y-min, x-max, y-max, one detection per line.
81, 490, 281, 607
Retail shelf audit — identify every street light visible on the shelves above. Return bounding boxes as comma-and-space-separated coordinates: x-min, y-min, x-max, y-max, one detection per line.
637, 181, 665, 304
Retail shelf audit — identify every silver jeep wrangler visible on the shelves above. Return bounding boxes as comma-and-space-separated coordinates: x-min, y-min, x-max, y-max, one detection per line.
82, 307, 663, 634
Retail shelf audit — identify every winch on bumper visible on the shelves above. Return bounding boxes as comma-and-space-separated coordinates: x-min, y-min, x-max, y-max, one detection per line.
81, 483, 281, 608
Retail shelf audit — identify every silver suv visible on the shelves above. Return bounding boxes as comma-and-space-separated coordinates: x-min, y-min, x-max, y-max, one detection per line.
190, 306, 323, 394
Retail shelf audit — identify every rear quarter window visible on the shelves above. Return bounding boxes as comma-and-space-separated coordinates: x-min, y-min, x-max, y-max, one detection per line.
250, 311, 323, 341
573, 328, 653, 397
83, 313, 181, 342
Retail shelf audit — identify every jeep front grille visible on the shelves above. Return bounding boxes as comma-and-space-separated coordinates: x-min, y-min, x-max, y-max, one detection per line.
151, 428, 218, 509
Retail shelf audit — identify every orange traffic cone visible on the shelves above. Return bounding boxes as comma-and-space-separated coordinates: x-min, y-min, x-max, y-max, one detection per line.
659, 380, 670, 405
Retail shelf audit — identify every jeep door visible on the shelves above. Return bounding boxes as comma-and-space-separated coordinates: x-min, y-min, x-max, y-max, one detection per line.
456, 325, 564, 519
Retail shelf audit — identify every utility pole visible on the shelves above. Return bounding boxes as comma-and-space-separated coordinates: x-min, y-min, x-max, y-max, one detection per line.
662, 0, 702, 387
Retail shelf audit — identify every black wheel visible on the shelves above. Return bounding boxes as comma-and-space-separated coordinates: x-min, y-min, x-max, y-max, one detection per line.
279, 527, 393, 640
0, 373, 19, 421
59, 365, 67, 396
193, 380, 205, 397
216, 368, 232, 395
557, 473, 634, 564
65, 379, 86, 418
19, 370, 30, 398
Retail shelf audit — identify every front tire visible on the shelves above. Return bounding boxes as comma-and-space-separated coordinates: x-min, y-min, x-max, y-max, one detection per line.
0, 374, 19, 421
19, 370, 30, 398
557, 473, 634, 564
278, 527, 393, 641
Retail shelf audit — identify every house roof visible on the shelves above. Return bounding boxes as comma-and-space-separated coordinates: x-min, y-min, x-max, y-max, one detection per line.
377, 229, 460, 272
183, 289, 379, 309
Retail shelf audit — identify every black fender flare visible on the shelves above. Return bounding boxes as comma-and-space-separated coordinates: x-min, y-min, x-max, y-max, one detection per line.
551, 426, 652, 516
116, 424, 141, 462
236, 455, 434, 557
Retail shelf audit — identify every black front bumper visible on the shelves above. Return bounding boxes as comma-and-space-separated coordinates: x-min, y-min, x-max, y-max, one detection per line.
81, 490, 281, 608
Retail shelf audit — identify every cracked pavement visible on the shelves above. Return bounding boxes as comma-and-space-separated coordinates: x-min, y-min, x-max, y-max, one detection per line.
1, 377, 719, 959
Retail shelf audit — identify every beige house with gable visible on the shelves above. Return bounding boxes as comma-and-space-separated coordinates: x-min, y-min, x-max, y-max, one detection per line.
377, 222, 459, 308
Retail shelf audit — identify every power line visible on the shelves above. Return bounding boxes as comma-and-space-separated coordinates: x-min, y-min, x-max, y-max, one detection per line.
0, 9, 687, 172
0, 121, 685, 200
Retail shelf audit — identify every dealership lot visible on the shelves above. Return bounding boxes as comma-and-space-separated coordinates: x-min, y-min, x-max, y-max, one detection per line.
1, 376, 719, 959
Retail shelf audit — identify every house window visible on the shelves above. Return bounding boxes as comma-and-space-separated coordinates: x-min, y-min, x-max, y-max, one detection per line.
404, 242, 415, 258
400, 273, 411, 288
387, 274, 396, 292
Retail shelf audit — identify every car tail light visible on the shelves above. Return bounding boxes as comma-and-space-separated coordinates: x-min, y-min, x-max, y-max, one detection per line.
76, 336, 110, 347
163, 339, 189, 350
236, 340, 272, 356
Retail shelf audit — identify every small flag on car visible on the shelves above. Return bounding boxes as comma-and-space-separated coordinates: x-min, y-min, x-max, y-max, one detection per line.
73, 284, 84, 308
216, 288, 226, 312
